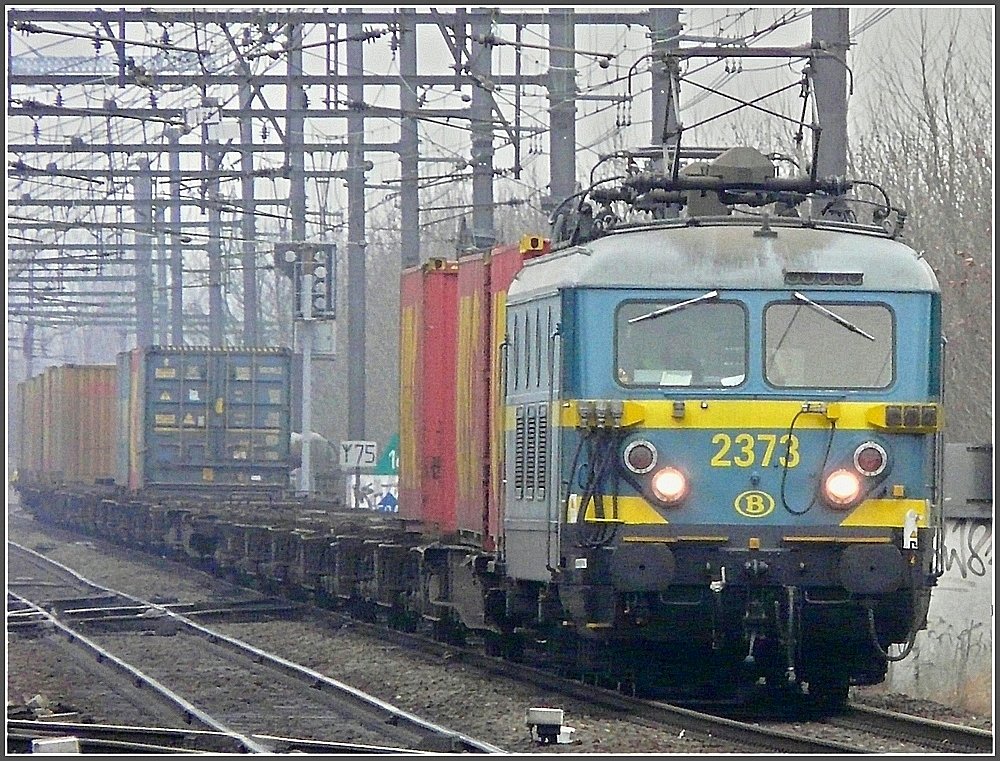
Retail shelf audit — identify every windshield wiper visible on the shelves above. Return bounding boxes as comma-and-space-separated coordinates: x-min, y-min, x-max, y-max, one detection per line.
628, 290, 720, 324
792, 292, 876, 341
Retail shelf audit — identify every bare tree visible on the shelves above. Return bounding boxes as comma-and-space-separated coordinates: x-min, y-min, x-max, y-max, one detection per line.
850, 9, 993, 444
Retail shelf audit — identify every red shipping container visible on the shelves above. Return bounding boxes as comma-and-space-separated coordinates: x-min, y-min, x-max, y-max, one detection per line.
455, 252, 491, 543
399, 258, 460, 535
455, 238, 548, 550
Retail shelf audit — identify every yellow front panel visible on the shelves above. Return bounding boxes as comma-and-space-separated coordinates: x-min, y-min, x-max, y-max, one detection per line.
840, 498, 928, 527
557, 399, 933, 431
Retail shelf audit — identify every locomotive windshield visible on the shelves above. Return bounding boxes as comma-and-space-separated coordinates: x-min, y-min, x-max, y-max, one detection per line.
765, 301, 894, 388
616, 299, 747, 387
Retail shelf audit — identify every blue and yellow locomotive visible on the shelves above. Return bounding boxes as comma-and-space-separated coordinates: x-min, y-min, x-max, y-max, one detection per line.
493, 147, 943, 706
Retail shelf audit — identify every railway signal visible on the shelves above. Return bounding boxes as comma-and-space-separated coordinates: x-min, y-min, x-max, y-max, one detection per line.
281, 243, 336, 320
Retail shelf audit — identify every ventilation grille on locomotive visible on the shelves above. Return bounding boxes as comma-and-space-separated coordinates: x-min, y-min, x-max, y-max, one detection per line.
514, 404, 548, 501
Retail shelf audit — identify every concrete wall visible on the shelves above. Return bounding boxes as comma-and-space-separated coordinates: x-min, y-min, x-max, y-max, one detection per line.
883, 517, 993, 713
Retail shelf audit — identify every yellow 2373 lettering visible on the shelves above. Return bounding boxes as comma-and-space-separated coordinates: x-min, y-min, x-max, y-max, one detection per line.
710, 432, 800, 468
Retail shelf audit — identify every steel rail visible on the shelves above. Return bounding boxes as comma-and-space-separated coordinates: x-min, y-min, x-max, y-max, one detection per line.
6, 590, 269, 753
6, 720, 440, 754
283, 602, 866, 755
8, 540, 506, 754
836, 704, 994, 754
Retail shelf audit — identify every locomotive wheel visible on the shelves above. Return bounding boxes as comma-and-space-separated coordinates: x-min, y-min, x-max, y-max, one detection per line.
808, 680, 849, 714
432, 615, 467, 646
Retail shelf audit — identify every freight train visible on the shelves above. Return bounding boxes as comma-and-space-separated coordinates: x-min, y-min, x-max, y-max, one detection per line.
13, 145, 944, 711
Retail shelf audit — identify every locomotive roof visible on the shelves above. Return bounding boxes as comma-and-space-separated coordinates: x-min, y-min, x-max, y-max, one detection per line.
507, 218, 940, 301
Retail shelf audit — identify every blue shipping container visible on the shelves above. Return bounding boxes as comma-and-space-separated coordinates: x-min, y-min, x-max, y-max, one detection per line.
116, 346, 293, 490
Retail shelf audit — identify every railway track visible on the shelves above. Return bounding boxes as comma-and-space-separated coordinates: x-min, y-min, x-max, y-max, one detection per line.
3, 540, 876, 755
829, 704, 993, 754
10, 544, 853, 753
8, 511, 992, 754
741, 701, 995, 755
7, 719, 453, 755
308, 612, 871, 754
7, 541, 504, 754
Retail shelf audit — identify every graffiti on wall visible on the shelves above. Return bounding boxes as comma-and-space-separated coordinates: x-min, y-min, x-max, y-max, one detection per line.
941, 518, 993, 579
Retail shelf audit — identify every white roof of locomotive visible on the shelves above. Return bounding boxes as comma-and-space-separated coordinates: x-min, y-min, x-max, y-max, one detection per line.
507, 219, 940, 303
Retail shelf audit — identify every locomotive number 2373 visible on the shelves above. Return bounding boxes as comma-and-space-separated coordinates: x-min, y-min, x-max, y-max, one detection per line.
710, 433, 800, 468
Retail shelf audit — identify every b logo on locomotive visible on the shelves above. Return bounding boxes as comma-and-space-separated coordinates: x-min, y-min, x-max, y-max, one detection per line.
733, 490, 776, 518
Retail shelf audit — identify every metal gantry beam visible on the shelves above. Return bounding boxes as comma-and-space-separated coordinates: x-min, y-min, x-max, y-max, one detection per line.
8, 9, 665, 346
7, 9, 651, 23
8, 141, 403, 153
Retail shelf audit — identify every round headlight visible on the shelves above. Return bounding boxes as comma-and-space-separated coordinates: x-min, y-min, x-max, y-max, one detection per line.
650, 466, 688, 506
624, 440, 657, 474
823, 468, 862, 508
853, 441, 888, 477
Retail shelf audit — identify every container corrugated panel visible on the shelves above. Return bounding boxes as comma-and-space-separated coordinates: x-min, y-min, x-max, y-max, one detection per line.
399, 259, 459, 534
16, 366, 116, 486
40, 369, 58, 478
117, 346, 293, 490
455, 253, 490, 543
115, 349, 145, 490
13, 379, 25, 480
487, 243, 530, 548
50, 365, 117, 484
12, 381, 23, 479
14, 375, 45, 483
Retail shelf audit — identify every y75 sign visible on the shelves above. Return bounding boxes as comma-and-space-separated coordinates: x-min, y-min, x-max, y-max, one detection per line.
340, 440, 378, 469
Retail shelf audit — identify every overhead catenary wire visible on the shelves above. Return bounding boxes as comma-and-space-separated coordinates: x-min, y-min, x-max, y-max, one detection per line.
8, 7, 850, 344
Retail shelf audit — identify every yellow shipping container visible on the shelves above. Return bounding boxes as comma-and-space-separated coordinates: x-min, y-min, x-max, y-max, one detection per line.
14, 375, 45, 482
17, 364, 117, 486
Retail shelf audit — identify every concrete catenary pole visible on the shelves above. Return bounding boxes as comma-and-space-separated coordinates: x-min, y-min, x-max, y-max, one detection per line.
133, 158, 155, 348
23, 318, 34, 380
469, 10, 495, 248
811, 8, 850, 179
154, 204, 168, 345
239, 79, 259, 346
206, 141, 224, 346
288, 22, 314, 495
648, 7, 682, 174
167, 128, 184, 345
287, 23, 307, 251
399, 8, 421, 270
346, 14, 368, 439
547, 8, 577, 205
